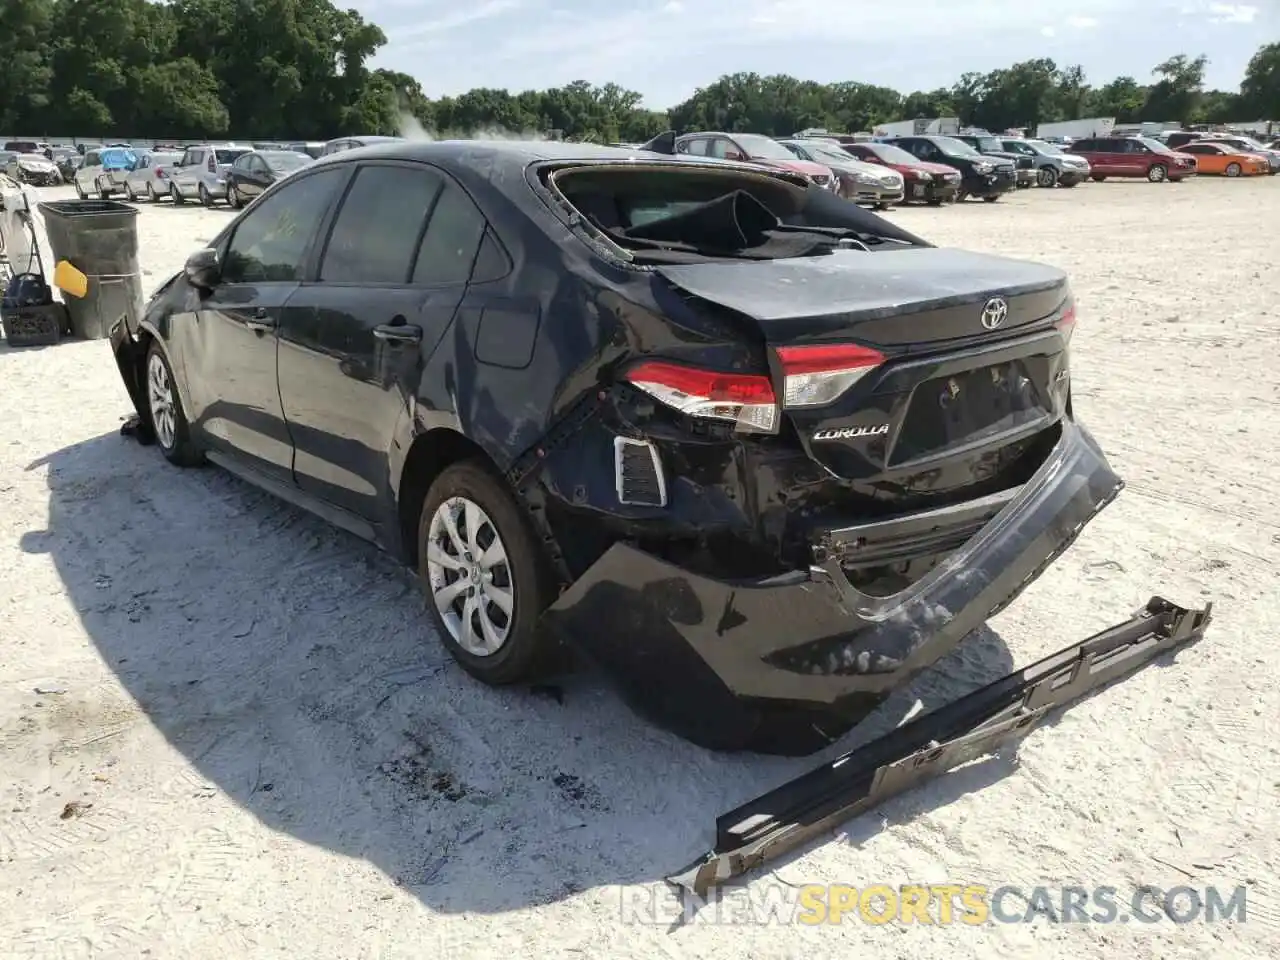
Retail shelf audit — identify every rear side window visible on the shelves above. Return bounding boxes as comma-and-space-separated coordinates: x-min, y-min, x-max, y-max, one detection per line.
320, 166, 444, 284
470, 231, 510, 283
84, 152, 100, 166
680, 138, 708, 156
412, 179, 487, 285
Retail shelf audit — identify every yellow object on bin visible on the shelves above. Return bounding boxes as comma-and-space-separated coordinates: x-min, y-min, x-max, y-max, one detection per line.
53, 260, 88, 299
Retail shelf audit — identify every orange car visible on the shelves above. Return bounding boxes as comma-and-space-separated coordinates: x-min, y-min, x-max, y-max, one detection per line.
1176, 141, 1271, 176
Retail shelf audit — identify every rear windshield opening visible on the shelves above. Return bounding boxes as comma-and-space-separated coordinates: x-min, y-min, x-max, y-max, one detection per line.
548, 165, 925, 264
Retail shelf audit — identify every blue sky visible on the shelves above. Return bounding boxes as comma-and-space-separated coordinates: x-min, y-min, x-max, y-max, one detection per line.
352, 0, 1268, 109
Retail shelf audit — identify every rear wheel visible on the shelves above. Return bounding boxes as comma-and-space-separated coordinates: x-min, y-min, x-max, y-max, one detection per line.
873, 201, 890, 210
418, 461, 557, 685
124, 182, 136, 202
926, 198, 944, 206
1091, 175, 1107, 182
228, 184, 242, 209
956, 189, 969, 202
145, 343, 202, 467
146, 182, 156, 201
1147, 163, 1167, 182
198, 184, 213, 207
171, 183, 185, 205
1225, 162, 1242, 177
74, 178, 87, 199
1037, 166, 1058, 187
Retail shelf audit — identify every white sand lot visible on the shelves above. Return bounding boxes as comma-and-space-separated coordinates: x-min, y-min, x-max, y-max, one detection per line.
1, 179, 1277, 959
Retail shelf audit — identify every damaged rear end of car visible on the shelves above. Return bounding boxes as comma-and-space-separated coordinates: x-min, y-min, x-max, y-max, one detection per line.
518, 157, 1124, 755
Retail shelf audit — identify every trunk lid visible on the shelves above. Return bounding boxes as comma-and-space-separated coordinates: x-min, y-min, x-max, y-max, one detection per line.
657, 248, 1072, 486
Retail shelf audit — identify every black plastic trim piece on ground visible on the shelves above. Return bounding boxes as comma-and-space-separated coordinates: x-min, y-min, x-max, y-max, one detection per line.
668, 596, 1213, 896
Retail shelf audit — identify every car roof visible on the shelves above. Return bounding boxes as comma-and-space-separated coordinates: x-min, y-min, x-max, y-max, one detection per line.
311, 138, 694, 165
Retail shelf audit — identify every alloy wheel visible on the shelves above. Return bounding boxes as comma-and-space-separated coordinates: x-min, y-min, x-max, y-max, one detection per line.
1148, 164, 1167, 183
1037, 166, 1058, 187
147, 352, 176, 451
147, 183, 156, 201
425, 496, 514, 657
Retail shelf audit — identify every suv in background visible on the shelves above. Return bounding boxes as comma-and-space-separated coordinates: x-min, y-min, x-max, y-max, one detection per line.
320, 135, 403, 157
168, 143, 252, 206
999, 138, 1091, 188
883, 135, 1018, 201
954, 134, 1036, 188
1067, 136, 1197, 182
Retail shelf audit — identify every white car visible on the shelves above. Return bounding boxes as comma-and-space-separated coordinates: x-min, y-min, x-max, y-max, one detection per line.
3, 151, 62, 186
122, 150, 185, 202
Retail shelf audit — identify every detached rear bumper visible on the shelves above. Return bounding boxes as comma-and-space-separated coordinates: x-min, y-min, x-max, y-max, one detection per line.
543, 419, 1123, 754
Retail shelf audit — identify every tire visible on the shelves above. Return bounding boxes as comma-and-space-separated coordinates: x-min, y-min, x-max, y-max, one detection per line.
145, 342, 202, 467
983, 195, 1000, 203
1147, 163, 1167, 183
124, 183, 136, 202
1037, 166, 1059, 188
926, 198, 943, 206
1091, 175, 1107, 182
873, 201, 890, 210
146, 182, 156, 201
228, 184, 242, 209
171, 183, 185, 205
198, 184, 213, 207
74, 178, 86, 199
1225, 163, 1241, 178
956, 190, 969, 202
418, 461, 557, 686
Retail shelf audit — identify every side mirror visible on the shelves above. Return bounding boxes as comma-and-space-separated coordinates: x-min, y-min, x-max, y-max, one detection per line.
184, 248, 221, 290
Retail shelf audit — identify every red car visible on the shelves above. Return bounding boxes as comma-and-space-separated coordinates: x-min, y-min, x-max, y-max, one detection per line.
674, 131, 838, 190
1065, 135, 1197, 183
841, 141, 962, 204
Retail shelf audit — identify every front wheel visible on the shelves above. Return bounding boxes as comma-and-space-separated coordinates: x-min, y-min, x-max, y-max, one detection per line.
1147, 163, 1167, 183
198, 184, 214, 207
1225, 163, 1241, 178
145, 342, 202, 467
927, 198, 944, 206
418, 461, 557, 686
1091, 175, 1107, 182
171, 184, 185, 205
1037, 166, 1058, 188
146, 182, 156, 201
124, 183, 136, 202
228, 184, 242, 209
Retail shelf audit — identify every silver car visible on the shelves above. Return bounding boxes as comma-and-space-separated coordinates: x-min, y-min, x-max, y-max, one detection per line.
122, 150, 185, 201
779, 139, 905, 208
72, 147, 136, 198
168, 143, 252, 206
999, 138, 1091, 187
3, 151, 62, 186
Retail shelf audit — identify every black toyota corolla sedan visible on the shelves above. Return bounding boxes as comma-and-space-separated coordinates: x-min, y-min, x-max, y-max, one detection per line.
110, 139, 1121, 754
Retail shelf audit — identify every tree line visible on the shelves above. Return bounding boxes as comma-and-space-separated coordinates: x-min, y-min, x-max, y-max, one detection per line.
2, 0, 1278, 141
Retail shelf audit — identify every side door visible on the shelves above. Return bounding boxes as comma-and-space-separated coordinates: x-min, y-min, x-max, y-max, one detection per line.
179, 166, 350, 482
277, 161, 483, 519
173, 147, 198, 194
1182, 143, 1221, 174
246, 154, 275, 195
76, 151, 101, 191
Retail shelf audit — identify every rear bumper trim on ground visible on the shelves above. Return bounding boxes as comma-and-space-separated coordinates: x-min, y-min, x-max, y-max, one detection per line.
667, 596, 1213, 896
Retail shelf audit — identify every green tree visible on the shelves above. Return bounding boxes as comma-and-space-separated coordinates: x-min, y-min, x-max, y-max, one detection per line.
1240, 42, 1280, 119
1142, 54, 1208, 124
0, 0, 54, 133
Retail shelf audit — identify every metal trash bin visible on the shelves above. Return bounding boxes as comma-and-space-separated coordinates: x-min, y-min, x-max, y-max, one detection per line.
36, 199, 143, 341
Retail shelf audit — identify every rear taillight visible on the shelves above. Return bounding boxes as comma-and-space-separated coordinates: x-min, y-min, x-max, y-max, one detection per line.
775, 343, 885, 408
155, 167, 166, 177
625, 361, 779, 433
1056, 298, 1077, 344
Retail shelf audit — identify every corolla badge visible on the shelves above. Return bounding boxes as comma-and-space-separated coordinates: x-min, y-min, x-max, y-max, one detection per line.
980, 297, 1009, 330
812, 424, 889, 441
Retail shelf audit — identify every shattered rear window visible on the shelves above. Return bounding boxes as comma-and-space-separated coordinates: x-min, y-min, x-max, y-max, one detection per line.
547, 164, 926, 264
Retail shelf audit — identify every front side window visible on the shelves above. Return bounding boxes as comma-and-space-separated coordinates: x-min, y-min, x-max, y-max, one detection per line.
221, 168, 347, 284
320, 165, 444, 284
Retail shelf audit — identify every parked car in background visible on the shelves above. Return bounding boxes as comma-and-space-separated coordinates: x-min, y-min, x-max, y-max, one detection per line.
954, 134, 1036, 188
3, 150, 62, 185
1162, 131, 1204, 150
882, 136, 1017, 201
226, 149, 314, 208
72, 146, 137, 198
3, 140, 43, 155
1197, 136, 1280, 174
998, 138, 1090, 188
0, 151, 19, 177
122, 149, 185, 201
1173, 142, 1270, 177
320, 135, 404, 157
841, 140, 961, 204
777, 139, 903, 208
1066, 136, 1197, 182
284, 141, 327, 159
675, 131, 836, 188
48, 145, 82, 181
169, 143, 253, 206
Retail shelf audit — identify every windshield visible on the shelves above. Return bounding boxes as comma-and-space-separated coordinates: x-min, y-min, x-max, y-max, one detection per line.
806, 143, 857, 166
861, 142, 919, 165
734, 134, 800, 161
216, 149, 250, 164
970, 136, 1003, 152
932, 136, 981, 157
152, 152, 183, 165
1138, 137, 1175, 155
263, 151, 311, 173
1027, 139, 1063, 155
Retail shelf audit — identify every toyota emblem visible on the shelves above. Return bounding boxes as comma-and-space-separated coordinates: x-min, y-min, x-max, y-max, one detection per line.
980, 297, 1009, 330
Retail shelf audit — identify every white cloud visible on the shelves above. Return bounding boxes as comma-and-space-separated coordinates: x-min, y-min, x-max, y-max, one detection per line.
1206, 3, 1256, 22
662, 0, 684, 10
1066, 15, 1099, 27
392, 0, 522, 42
1040, 25, 1056, 36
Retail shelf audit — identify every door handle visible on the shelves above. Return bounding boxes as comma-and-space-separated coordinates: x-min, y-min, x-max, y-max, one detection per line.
244, 308, 274, 333
373, 323, 422, 343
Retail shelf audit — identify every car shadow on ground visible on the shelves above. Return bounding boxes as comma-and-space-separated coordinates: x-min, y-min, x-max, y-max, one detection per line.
22, 428, 1018, 915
